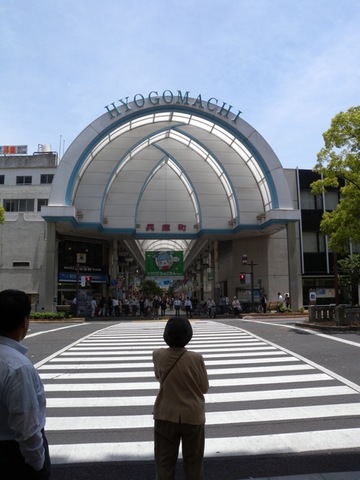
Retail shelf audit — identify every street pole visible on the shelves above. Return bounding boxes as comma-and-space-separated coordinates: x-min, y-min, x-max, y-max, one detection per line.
334, 252, 339, 306
250, 261, 255, 306
75, 262, 79, 316
242, 255, 258, 312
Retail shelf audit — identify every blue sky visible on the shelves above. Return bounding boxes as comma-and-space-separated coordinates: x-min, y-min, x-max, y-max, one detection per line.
1, 0, 359, 169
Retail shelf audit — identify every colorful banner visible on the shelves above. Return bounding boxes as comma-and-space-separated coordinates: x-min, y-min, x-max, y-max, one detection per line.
145, 251, 184, 278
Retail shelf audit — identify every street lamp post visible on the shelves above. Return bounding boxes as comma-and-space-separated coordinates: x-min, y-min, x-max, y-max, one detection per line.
242, 254, 258, 311
75, 261, 80, 316
76, 252, 87, 317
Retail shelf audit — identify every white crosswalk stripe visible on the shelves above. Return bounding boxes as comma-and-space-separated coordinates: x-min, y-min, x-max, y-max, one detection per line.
39, 320, 360, 465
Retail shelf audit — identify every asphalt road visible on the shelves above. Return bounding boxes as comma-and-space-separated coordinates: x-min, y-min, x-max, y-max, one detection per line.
23, 317, 360, 479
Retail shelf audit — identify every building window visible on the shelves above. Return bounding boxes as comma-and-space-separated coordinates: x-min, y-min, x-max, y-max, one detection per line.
40, 174, 54, 184
303, 232, 326, 253
0, 175, 4, 184
300, 191, 323, 210
13, 261, 30, 267
324, 191, 339, 211
16, 176, 32, 185
3, 199, 35, 212
37, 199, 48, 211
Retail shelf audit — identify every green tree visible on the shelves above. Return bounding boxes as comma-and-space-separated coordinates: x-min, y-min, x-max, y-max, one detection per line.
139, 279, 163, 297
337, 254, 360, 304
0, 206, 5, 224
311, 106, 360, 254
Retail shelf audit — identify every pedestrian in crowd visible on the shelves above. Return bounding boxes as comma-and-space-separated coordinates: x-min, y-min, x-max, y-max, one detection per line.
139, 297, 145, 316
284, 293, 291, 309
144, 297, 152, 316
206, 297, 216, 318
174, 297, 181, 316
132, 297, 139, 316
106, 296, 113, 316
90, 296, 97, 318
152, 296, 160, 320
153, 316, 209, 480
122, 298, 130, 316
160, 297, 167, 317
113, 297, 120, 316
277, 292, 284, 308
184, 296, 192, 319
232, 296, 241, 317
0, 289, 51, 479
224, 296, 230, 316
219, 296, 225, 314
261, 294, 268, 313
71, 295, 77, 315
99, 296, 106, 316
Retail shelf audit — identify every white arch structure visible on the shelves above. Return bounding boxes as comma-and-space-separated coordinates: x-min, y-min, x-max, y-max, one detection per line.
42, 92, 299, 266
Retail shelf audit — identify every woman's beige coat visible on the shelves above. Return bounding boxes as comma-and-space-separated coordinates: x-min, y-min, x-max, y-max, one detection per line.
153, 347, 209, 425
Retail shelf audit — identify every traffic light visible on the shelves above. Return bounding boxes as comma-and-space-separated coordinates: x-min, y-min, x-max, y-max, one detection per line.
240, 273, 246, 284
85, 276, 91, 286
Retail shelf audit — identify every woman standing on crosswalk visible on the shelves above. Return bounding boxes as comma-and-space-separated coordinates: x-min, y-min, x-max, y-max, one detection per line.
152, 316, 209, 480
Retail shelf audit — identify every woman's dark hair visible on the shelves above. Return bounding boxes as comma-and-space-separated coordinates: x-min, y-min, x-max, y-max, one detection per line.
163, 316, 193, 347
0, 289, 31, 333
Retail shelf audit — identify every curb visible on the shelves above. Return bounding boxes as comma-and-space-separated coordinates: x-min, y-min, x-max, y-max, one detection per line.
294, 321, 360, 332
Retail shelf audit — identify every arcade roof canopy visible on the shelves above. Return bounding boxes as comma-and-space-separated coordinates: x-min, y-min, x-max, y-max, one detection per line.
42, 90, 299, 260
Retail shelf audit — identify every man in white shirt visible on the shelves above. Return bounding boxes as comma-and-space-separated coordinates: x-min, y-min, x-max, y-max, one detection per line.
0, 289, 50, 479
184, 297, 192, 318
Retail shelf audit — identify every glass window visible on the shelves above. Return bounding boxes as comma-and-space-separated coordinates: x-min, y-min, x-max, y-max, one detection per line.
303, 232, 318, 252
303, 232, 326, 252
318, 233, 326, 252
300, 191, 323, 210
300, 191, 315, 209
16, 176, 32, 185
3, 199, 35, 212
40, 174, 54, 184
0, 175, 4, 184
324, 191, 339, 211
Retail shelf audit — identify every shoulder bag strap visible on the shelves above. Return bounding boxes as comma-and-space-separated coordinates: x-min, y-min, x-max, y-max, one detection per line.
161, 350, 186, 384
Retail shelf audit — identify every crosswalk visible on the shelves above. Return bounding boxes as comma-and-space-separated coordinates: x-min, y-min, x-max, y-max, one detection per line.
37, 320, 360, 465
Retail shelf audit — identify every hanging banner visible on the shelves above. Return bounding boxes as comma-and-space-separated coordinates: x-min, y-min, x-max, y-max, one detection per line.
145, 251, 184, 279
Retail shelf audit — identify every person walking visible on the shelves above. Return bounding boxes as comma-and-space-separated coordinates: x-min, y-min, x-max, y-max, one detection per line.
153, 316, 209, 480
0, 289, 51, 479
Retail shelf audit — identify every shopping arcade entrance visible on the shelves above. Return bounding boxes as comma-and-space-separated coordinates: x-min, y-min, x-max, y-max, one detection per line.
41, 90, 300, 310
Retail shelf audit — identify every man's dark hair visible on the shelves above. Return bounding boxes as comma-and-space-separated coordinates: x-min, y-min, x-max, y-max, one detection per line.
0, 289, 31, 333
